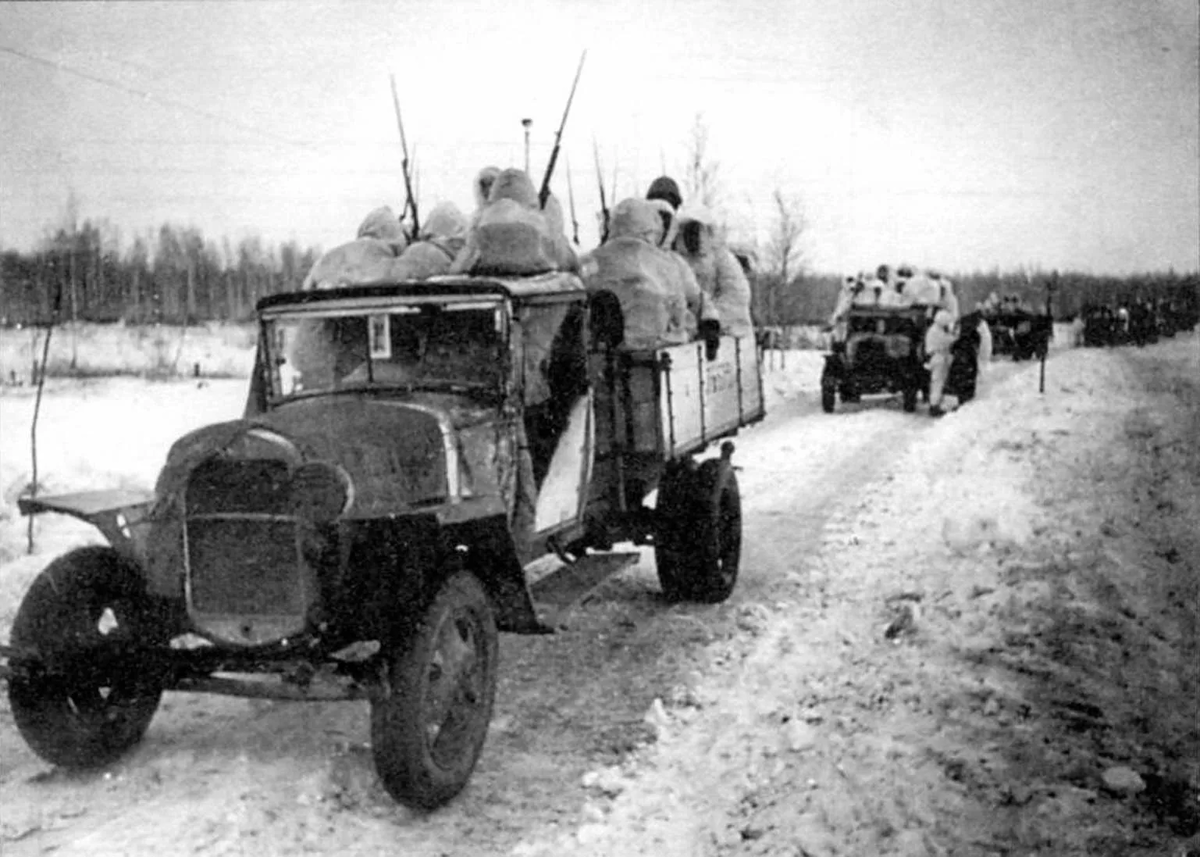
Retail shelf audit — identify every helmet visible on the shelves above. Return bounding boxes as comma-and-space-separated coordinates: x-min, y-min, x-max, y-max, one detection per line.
646, 176, 682, 211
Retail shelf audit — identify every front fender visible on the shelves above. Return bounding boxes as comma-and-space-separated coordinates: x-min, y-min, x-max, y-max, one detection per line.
334, 508, 547, 640
17, 489, 154, 566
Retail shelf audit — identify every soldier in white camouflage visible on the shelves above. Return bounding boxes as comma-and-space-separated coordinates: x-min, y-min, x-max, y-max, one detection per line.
924, 308, 957, 417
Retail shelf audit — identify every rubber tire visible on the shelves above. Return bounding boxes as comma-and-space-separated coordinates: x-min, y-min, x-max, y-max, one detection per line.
656, 459, 742, 603
957, 375, 977, 404
370, 571, 498, 811
654, 462, 694, 596
8, 546, 164, 770
820, 378, 836, 413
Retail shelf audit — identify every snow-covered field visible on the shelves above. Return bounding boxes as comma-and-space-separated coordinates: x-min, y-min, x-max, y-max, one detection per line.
0, 330, 1196, 856
0, 322, 256, 383
0, 377, 249, 612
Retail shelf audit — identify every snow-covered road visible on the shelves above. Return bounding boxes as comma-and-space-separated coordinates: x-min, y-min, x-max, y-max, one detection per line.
1, 336, 1196, 856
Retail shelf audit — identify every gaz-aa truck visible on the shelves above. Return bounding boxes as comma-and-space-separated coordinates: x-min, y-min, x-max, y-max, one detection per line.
3, 270, 764, 809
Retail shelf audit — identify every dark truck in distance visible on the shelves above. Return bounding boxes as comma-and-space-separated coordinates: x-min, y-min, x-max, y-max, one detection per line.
821, 305, 930, 413
985, 307, 1053, 361
821, 304, 981, 413
3, 272, 764, 810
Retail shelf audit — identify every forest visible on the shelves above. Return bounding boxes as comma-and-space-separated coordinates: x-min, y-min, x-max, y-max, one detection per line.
0, 220, 320, 327
1, 216, 1196, 329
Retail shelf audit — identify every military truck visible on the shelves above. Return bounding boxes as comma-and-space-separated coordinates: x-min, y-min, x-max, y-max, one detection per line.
821, 305, 929, 413
986, 307, 1053, 360
2, 271, 764, 810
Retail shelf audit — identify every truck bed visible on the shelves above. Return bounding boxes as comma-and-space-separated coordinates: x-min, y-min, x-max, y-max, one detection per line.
593, 335, 765, 460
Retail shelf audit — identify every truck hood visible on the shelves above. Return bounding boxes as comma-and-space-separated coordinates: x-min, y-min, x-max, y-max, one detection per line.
156, 394, 492, 517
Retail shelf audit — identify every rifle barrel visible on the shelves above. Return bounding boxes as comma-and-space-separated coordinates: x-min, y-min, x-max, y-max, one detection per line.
538, 50, 587, 209
389, 74, 419, 236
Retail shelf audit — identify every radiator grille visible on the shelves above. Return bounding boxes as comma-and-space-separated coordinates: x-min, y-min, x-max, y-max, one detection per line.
187, 517, 304, 616
186, 459, 290, 515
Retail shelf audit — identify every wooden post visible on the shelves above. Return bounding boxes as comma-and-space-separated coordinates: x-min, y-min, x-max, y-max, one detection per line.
1039, 273, 1056, 395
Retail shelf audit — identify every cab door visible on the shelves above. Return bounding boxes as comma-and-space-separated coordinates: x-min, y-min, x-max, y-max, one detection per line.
515, 296, 593, 536
532, 391, 594, 534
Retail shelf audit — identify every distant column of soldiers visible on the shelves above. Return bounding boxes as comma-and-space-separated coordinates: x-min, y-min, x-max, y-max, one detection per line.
1078, 296, 1195, 348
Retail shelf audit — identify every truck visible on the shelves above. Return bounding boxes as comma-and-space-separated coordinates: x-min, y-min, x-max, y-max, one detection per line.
2, 270, 764, 810
821, 303, 986, 413
821, 304, 930, 413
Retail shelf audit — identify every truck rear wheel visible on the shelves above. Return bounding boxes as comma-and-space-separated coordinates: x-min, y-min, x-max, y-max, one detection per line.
7, 546, 164, 769
656, 458, 742, 603
820, 377, 836, 413
370, 571, 498, 810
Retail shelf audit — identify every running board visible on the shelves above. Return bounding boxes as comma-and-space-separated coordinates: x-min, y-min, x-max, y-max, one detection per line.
529, 551, 640, 629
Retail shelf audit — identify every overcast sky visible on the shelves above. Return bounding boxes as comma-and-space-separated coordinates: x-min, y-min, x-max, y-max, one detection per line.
1, 0, 1197, 275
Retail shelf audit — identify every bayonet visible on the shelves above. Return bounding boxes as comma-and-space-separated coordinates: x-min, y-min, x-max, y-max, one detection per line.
565, 155, 580, 246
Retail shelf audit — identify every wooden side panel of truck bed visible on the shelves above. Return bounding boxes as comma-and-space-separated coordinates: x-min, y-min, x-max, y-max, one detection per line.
593, 335, 765, 460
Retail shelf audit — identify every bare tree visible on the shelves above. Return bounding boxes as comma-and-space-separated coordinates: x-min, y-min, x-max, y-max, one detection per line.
684, 113, 721, 211
765, 189, 805, 287
758, 189, 807, 324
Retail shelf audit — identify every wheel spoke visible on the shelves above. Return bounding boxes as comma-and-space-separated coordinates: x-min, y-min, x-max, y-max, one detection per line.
424, 612, 483, 746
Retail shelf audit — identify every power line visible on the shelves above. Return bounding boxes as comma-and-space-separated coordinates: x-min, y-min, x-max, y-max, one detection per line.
0, 43, 313, 151
4, 165, 414, 177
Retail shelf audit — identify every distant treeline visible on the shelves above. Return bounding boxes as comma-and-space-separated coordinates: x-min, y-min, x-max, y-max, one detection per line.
2, 219, 1197, 328
753, 267, 1200, 327
0, 220, 322, 327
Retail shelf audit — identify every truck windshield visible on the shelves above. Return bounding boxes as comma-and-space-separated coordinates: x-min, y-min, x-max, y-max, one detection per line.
264, 302, 506, 400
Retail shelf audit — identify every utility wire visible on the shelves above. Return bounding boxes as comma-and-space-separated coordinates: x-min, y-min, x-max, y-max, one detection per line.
0, 43, 313, 151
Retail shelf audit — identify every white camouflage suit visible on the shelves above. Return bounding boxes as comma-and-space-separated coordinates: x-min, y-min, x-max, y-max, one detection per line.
924, 309, 957, 412
671, 206, 754, 337
301, 206, 409, 290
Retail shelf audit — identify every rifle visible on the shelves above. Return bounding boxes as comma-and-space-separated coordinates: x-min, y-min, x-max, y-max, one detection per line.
565, 155, 580, 246
594, 138, 610, 242
538, 50, 587, 209
389, 74, 419, 237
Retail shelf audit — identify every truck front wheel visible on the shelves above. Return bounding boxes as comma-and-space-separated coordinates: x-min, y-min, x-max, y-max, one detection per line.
656, 458, 742, 603
7, 546, 165, 769
370, 571, 498, 810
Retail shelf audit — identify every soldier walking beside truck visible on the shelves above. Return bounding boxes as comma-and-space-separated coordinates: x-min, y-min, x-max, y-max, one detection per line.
925, 308, 957, 417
